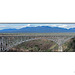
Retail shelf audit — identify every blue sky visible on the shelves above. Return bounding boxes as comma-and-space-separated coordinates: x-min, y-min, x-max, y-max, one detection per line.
0, 24, 75, 30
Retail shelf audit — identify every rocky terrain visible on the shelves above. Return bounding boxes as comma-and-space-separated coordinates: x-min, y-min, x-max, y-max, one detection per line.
63, 38, 75, 52
9, 38, 75, 52
9, 39, 58, 52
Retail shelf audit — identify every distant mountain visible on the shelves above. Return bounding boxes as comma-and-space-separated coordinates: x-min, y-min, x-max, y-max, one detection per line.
0, 26, 75, 33
0, 28, 17, 33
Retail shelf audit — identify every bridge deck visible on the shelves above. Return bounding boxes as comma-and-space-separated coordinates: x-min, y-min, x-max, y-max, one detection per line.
0, 33, 75, 36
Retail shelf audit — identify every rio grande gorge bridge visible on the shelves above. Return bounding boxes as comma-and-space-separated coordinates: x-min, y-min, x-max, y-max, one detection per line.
0, 33, 75, 52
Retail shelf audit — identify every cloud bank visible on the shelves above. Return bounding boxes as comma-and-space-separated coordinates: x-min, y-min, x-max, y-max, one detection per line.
0, 24, 75, 30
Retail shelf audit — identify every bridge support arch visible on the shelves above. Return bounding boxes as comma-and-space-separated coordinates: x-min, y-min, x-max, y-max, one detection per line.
0, 35, 74, 52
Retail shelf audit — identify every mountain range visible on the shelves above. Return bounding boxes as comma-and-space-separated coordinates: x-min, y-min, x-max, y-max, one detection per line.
0, 26, 75, 33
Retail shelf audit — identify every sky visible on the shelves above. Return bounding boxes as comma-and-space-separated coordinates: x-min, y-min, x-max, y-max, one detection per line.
0, 24, 75, 30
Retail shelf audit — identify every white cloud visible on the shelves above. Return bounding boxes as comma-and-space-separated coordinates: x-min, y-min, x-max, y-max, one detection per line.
0, 24, 31, 30
27, 24, 31, 26
0, 25, 6, 27
17, 24, 31, 29
44, 24, 75, 29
